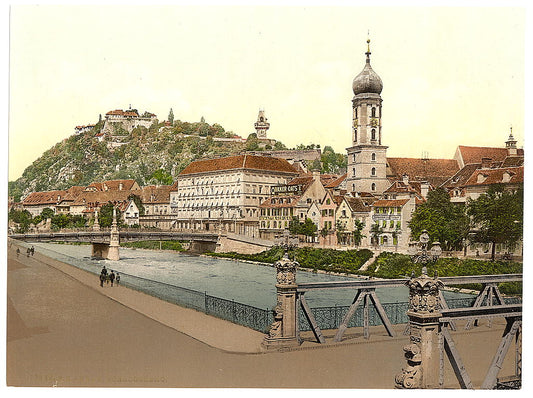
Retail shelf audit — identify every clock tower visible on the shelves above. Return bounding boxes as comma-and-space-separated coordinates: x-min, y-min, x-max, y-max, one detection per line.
346, 39, 389, 195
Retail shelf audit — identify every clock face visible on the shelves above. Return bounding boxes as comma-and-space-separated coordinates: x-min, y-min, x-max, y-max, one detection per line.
371, 118, 379, 127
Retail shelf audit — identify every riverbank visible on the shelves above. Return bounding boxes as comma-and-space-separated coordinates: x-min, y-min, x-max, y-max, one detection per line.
7, 239, 519, 388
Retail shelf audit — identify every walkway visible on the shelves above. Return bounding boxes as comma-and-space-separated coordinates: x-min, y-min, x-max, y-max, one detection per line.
6, 242, 517, 388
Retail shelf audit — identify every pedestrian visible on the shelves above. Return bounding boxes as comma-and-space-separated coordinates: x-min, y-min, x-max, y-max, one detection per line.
31, 246, 35, 256
99, 273, 105, 287
116, 272, 120, 285
109, 270, 115, 287
26, 248, 30, 257
101, 266, 108, 277
16, 248, 20, 257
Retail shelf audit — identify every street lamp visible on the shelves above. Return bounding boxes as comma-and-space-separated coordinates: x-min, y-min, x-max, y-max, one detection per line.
274, 229, 299, 258
408, 230, 441, 274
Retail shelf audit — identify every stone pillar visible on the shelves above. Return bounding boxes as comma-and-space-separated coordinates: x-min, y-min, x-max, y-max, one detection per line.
93, 210, 100, 231
396, 270, 443, 389
107, 208, 120, 261
262, 254, 300, 349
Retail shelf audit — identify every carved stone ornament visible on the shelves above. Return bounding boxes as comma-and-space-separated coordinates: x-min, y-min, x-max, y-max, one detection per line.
395, 343, 423, 389
268, 304, 283, 338
275, 258, 297, 286
406, 273, 443, 314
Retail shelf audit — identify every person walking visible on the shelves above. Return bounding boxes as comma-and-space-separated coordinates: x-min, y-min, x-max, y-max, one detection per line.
100, 266, 108, 287
109, 270, 115, 287
16, 248, 20, 258
31, 246, 35, 256
115, 272, 120, 286
26, 248, 30, 257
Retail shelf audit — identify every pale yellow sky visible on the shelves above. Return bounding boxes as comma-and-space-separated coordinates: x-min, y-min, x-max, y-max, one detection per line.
8, 4, 526, 181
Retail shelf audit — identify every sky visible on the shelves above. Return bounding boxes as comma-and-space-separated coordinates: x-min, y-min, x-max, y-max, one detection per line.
7, 2, 528, 181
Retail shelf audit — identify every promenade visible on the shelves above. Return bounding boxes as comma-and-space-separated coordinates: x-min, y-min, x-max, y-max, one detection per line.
6, 242, 517, 388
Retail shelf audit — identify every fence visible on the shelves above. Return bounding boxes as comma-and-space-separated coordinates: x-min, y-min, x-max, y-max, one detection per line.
13, 241, 522, 335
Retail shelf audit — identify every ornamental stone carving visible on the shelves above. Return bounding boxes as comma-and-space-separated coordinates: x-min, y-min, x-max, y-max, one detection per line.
406, 271, 443, 314
275, 258, 297, 286
395, 343, 423, 389
267, 304, 283, 338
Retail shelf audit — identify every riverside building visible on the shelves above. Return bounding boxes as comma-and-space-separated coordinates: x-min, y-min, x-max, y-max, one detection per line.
170, 154, 298, 237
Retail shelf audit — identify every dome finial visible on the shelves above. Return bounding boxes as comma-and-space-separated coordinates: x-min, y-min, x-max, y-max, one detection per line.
366, 31, 371, 62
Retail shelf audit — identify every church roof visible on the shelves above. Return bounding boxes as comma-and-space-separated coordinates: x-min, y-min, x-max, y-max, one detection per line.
456, 145, 524, 166
387, 157, 459, 187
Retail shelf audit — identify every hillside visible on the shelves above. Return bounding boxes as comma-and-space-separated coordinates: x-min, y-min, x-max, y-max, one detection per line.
9, 116, 347, 202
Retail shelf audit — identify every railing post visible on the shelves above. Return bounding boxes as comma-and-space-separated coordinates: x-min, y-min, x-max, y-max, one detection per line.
262, 253, 300, 350
395, 269, 443, 389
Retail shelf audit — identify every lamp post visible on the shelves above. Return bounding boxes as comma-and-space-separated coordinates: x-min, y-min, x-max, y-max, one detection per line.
407, 230, 442, 273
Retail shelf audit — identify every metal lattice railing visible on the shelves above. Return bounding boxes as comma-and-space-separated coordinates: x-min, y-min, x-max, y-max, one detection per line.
14, 241, 522, 335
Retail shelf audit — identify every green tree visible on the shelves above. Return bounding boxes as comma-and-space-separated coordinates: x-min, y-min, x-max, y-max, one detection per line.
467, 184, 523, 261
51, 214, 70, 230
409, 187, 470, 251
301, 218, 318, 238
168, 108, 174, 125
150, 169, 173, 185
8, 209, 33, 232
352, 219, 365, 246
98, 203, 123, 228
321, 146, 347, 174
370, 223, 383, 247
41, 207, 54, 219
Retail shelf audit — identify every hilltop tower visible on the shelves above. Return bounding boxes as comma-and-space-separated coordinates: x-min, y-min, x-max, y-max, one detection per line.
346, 38, 389, 195
254, 109, 270, 139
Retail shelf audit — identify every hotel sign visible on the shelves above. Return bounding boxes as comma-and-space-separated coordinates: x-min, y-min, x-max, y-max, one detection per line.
271, 185, 303, 195
373, 214, 401, 221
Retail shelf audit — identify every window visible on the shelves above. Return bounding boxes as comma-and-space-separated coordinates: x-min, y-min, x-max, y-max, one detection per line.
353, 168, 356, 177
371, 183, 376, 191
371, 129, 376, 141
354, 129, 357, 142
371, 153, 376, 161
371, 167, 376, 176
353, 154, 356, 162
371, 107, 376, 117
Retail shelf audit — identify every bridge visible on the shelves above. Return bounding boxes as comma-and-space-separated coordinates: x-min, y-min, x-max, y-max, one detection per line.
9, 227, 274, 259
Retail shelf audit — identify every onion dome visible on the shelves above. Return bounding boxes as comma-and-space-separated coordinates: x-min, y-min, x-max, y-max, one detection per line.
352, 39, 383, 95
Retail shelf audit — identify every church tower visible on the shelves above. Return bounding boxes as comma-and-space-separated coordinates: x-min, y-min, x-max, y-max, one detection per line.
346, 38, 389, 195
254, 109, 270, 139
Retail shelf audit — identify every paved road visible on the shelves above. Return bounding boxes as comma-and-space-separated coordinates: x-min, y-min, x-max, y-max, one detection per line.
6, 243, 517, 388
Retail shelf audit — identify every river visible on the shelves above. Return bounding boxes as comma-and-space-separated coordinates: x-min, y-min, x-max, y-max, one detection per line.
30, 242, 474, 309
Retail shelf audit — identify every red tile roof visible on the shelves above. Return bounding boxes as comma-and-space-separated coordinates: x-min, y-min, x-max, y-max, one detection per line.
464, 166, 524, 187
23, 190, 67, 205
325, 173, 347, 188
180, 155, 298, 176
387, 157, 459, 187
106, 109, 140, 117
86, 179, 139, 191
345, 197, 372, 213
457, 145, 524, 166
372, 199, 410, 208
260, 195, 301, 208
442, 163, 481, 188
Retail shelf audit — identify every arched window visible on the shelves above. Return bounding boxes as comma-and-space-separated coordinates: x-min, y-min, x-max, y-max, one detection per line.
353, 153, 356, 162
371, 129, 376, 141
371, 167, 376, 176
371, 183, 376, 191
371, 153, 376, 161
352, 183, 355, 192
354, 129, 357, 142
371, 107, 376, 117
353, 168, 356, 177
355, 107, 358, 119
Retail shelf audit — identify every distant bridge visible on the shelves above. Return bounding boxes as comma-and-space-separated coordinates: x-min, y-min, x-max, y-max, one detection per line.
8, 228, 273, 259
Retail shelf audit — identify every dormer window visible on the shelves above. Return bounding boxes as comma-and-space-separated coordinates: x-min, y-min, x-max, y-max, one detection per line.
477, 174, 488, 183
502, 171, 513, 183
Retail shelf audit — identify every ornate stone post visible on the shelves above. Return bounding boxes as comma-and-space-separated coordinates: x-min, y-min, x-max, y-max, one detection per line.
396, 269, 443, 389
263, 231, 300, 349
93, 210, 100, 231
107, 207, 120, 261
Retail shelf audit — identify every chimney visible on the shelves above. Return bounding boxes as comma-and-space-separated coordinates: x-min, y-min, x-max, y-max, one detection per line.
420, 181, 430, 199
402, 174, 409, 185
481, 157, 492, 169
119, 183, 123, 190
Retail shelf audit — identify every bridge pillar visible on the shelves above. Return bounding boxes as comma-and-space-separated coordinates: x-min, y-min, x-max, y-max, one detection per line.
262, 254, 300, 350
396, 270, 443, 389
